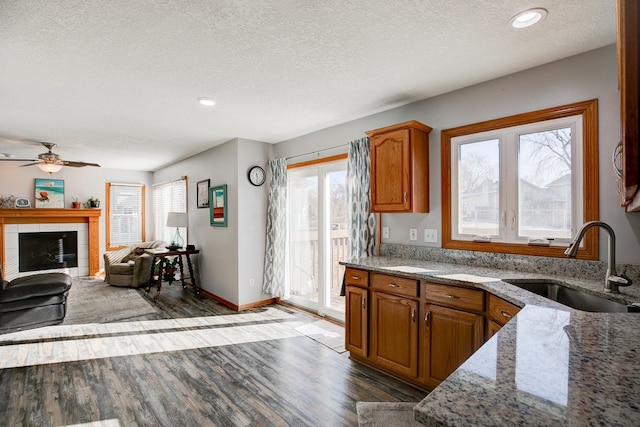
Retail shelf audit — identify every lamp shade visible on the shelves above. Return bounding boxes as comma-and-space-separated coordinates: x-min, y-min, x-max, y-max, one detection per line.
37, 162, 63, 173
166, 212, 189, 228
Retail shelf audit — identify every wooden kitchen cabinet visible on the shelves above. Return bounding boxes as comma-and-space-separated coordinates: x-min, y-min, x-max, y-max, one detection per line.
370, 273, 420, 378
343, 268, 503, 391
366, 120, 432, 213
371, 290, 419, 378
486, 293, 521, 339
419, 283, 485, 389
616, 0, 640, 211
345, 268, 369, 358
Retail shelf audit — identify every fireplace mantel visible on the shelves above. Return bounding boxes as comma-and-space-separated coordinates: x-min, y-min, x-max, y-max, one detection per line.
0, 208, 101, 276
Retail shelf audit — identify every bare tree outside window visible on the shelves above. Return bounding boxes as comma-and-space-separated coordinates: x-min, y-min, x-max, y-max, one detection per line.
458, 139, 499, 236
518, 127, 573, 238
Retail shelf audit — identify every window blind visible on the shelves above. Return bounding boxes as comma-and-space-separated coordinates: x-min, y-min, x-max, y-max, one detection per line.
107, 183, 144, 248
153, 177, 187, 244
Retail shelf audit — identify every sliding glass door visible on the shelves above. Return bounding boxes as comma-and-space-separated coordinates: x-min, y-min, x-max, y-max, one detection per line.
287, 158, 348, 321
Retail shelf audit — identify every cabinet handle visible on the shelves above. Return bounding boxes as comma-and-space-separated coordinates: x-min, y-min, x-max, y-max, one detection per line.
445, 294, 459, 300
388, 283, 400, 288
425, 311, 430, 327
411, 309, 416, 322
362, 297, 367, 310
403, 192, 407, 203
351, 276, 360, 280
500, 310, 512, 319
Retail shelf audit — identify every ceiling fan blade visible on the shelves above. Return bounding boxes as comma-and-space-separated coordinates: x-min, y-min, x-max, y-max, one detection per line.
0, 158, 38, 162
18, 161, 42, 167
62, 160, 101, 168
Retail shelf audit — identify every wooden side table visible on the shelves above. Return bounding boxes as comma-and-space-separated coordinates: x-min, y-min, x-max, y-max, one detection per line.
144, 248, 201, 301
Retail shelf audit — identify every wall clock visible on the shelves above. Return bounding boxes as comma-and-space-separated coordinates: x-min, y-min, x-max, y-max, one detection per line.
248, 165, 266, 186
15, 198, 31, 208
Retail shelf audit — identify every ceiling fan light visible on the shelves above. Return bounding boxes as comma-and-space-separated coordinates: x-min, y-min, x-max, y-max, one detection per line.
510, 8, 547, 29
37, 162, 63, 173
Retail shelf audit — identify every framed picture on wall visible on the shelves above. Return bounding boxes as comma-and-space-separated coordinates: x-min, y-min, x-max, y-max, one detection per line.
209, 184, 227, 227
197, 179, 210, 208
34, 178, 65, 208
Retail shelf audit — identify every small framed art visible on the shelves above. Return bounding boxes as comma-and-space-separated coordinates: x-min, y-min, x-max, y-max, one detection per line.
197, 179, 210, 208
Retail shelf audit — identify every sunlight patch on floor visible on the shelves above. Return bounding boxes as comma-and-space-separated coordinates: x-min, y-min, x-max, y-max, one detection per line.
0, 321, 303, 369
0, 307, 294, 342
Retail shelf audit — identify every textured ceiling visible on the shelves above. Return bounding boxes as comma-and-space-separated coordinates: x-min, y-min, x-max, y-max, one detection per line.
0, 0, 616, 171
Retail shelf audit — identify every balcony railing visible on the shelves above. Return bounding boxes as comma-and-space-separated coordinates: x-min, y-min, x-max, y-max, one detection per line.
289, 229, 348, 307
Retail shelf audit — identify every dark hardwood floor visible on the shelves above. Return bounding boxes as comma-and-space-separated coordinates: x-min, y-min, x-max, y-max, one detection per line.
0, 283, 426, 426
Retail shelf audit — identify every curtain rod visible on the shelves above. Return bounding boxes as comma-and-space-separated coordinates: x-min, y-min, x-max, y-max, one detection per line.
285, 143, 348, 161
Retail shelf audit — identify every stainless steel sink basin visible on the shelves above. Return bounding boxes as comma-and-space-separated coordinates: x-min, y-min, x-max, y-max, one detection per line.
503, 279, 640, 313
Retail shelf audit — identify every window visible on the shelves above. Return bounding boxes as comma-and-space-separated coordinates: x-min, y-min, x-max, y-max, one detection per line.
152, 177, 187, 244
442, 100, 599, 259
106, 183, 145, 250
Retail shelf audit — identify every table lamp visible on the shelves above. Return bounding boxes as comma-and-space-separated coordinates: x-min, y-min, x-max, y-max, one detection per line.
166, 212, 188, 249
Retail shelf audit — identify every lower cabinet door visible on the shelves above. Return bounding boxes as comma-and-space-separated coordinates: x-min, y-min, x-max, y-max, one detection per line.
420, 303, 484, 388
345, 285, 368, 357
371, 291, 419, 378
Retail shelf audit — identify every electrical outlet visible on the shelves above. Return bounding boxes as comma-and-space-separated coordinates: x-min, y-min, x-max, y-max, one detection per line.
250, 278, 255, 287
424, 228, 438, 243
409, 228, 418, 241
382, 227, 390, 239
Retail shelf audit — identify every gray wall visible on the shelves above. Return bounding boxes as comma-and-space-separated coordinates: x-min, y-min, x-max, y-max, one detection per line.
0, 164, 153, 266
152, 137, 271, 307
236, 138, 271, 306
274, 44, 640, 265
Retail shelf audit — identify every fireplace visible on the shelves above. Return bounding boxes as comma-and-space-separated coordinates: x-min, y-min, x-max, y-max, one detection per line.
0, 208, 101, 282
19, 231, 78, 273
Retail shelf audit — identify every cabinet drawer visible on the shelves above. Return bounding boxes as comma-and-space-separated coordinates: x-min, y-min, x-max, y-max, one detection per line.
488, 294, 520, 326
345, 268, 369, 288
425, 283, 484, 312
372, 273, 419, 298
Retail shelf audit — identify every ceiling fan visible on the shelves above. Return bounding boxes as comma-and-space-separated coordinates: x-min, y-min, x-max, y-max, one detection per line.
0, 142, 100, 173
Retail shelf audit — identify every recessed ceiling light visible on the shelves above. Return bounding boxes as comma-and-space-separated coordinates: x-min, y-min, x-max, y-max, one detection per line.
197, 97, 216, 107
509, 8, 547, 29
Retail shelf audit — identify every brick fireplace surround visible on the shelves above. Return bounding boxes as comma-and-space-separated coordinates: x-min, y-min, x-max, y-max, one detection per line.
0, 209, 100, 281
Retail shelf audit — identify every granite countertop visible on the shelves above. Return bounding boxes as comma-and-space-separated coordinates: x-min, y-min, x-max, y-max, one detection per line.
341, 256, 640, 426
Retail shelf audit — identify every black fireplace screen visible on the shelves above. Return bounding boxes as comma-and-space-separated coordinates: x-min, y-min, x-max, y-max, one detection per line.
19, 231, 78, 273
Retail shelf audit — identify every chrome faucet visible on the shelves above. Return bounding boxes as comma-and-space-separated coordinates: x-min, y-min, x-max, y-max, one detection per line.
564, 221, 631, 293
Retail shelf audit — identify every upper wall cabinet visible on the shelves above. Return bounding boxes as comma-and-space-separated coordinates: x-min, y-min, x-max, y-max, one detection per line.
366, 120, 432, 213
617, 0, 640, 211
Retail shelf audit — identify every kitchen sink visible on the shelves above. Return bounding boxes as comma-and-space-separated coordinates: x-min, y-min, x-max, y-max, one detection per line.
502, 279, 640, 313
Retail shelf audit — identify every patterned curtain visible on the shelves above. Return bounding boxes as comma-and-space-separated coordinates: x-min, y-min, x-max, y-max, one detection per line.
348, 137, 376, 260
263, 158, 288, 298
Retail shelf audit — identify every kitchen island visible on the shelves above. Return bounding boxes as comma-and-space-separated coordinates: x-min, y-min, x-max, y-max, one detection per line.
341, 256, 640, 426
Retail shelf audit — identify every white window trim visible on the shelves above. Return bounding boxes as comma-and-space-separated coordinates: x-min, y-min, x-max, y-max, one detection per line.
450, 115, 583, 247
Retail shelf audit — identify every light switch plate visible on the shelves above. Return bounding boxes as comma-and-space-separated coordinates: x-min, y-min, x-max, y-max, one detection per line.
409, 228, 418, 241
382, 227, 390, 239
424, 228, 438, 243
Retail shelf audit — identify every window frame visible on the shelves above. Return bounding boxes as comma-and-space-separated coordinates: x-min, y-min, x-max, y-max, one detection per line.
441, 99, 599, 260
106, 183, 146, 250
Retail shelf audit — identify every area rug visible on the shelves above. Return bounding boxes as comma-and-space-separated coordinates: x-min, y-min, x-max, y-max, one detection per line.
64, 277, 163, 325
293, 319, 346, 353
356, 402, 423, 427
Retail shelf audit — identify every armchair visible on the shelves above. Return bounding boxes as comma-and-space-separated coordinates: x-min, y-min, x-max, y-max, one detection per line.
0, 265, 72, 332
104, 240, 166, 288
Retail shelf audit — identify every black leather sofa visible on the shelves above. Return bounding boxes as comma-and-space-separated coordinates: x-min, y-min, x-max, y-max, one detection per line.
0, 266, 72, 333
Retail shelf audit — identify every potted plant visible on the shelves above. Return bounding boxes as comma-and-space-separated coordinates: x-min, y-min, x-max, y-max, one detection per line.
71, 197, 81, 209
88, 197, 100, 208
